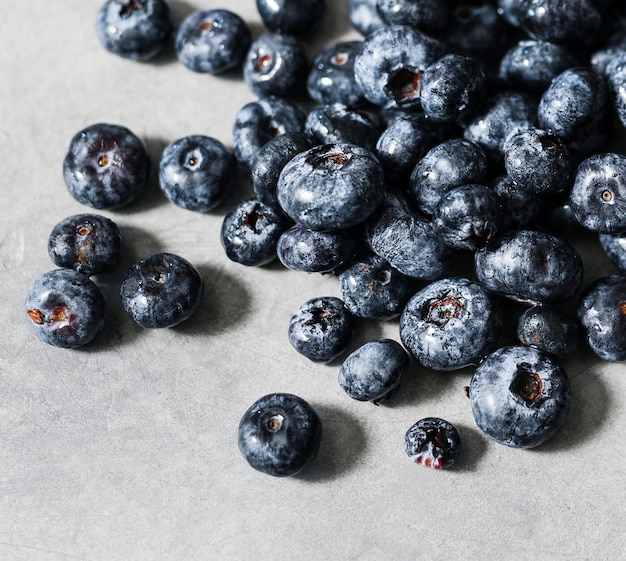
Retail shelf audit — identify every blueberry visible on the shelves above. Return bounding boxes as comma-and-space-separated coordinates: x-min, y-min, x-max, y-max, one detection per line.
399, 277, 502, 371
599, 231, 626, 272
288, 296, 355, 362
158, 135, 236, 212
256, 0, 326, 35
606, 52, 626, 130
277, 224, 356, 274
238, 393, 322, 477
490, 175, 543, 229
578, 274, 626, 362
243, 32, 309, 99
120, 252, 203, 328
63, 123, 151, 210
232, 97, 306, 168
404, 417, 462, 469
468, 345, 571, 449
375, 0, 449, 34
348, 0, 385, 36
25, 269, 106, 348
277, 143, 385, 232
517, 305, 579, 358
48, 214, 123, 276
339, 253, 415, 320
474, 229, 584, 304
338, 338, 409, 402
175, 9, 251, 74
569, 153, 626, 234
221, 198, 289, 267
304, 104, 379, 152
95, 0, 173, 61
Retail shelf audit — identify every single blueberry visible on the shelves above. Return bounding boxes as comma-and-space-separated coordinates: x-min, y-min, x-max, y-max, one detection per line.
304, 104, 379, 152
256, 0, 326, 35
517, 305, 579, 358
404, 417, 462, 470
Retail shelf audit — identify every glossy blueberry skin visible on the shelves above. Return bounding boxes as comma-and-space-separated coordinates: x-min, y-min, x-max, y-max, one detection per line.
375, 0, 449, 34
120, 252, 203, 328
277, 224, 356, 274
339, 253, 414, 320
232, 97, 306, 168
400, 277, 502, 371
420, 54, 486, 124
288, 296, 355, 362
348, 0, 385, 36
238, 393, 322, 477
578, 275, 626, 362
469, 346, 571, 449
63, 123, 151, 210
606, 52, 626, 129
474, 230, 584, 305
48, 214, 123, 276
175, 9, 251, 74
256, 0, 326, 35
353, 25, 445, 111
365, 191, 455, 280
277, 143, 385, 232
25, 269, 106, 348
96, 0, 173, 61
569, 153, 626, 234
338, 338, 409, 402
433, 184, 503, 251
404, 417, 461, 470
491, 175, 543, 229
243, 33, 309, 99
158, 135, 236, 212
307, 41, 365, 107
221, 198, 289, 267
409, 138, 488, 215
503, 128, 571, 196
304, 104, 379, 152
250, 132, 313, 210
517, 305, 579, 359
599, 232, 626, 272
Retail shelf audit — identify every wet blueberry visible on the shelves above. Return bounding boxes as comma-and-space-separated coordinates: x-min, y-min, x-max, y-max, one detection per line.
304, 104, 379, 152
25, 269, 106, 348
63, 123, 151, 210
338, 338, 409, 403
120, 252, 203, 328
48, 214, 123, 276
238, 393, 322, 477
404, 417, 462, 469
517, 305, 579, 359
256, 0, 326, 35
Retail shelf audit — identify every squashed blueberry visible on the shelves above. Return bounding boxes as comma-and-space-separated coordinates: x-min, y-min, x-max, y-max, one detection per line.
404, 417, 462, 470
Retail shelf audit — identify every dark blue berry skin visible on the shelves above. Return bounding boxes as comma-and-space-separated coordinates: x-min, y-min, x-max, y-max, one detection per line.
499, 40, 578, 94
48, 214, 123, 277
63, 123, 151, 210
420, 54, 486, 125
25, 269, 106, 348
578, 275, 626, 362
468, 345, 571, 449
517, 305, 579, 359
491, 175, 543, 229
158, 135, 236, 212
497, 0, 524, 27
375, 0, 449, 34
365, 191, 455, 280
433, 184, 504, 251
288, 296, 354, 363
338, 338, 409, 402
256, 0, 326, 35
238, 393, 322, 477
243, 33, 309, 99
400, 277, 502, 371
277, 224, 356, 274
409, 138, 488, 215
277, 143, 385, 232
338, 253, 414, 320
404, 417, 461, 470
503, 128, 572, 196
606, 52, 626, 129
474, 230, 584, 305
599, 232, 626, 272
569, 153, 626, 234
232, 97, 306, 168
307, 41, 365, 107
96, 0, 173, 61
348, 0, 385, 37
120, 252, 203, 328
250, 132, 313, 210
353, 25, 445, 111
304, 104, 379, 152
221, 198, 289, 267
175, 9, 251, 74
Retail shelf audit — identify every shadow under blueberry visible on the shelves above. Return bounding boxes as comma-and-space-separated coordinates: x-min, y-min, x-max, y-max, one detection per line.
296, 404, 368, 482
451, 422, 488, 473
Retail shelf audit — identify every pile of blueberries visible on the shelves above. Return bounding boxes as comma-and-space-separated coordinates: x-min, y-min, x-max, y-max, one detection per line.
24, 0, 626, 476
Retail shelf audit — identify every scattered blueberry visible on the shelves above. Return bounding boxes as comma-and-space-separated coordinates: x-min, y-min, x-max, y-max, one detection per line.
404, 417, 462, 469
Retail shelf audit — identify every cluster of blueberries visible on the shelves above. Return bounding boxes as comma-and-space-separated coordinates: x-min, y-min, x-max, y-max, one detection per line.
23, 0, 626, 476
